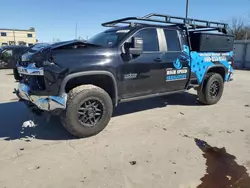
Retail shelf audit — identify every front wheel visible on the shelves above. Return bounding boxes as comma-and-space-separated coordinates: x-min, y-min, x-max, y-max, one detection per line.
60, 85, 113, 138
198, 73, 224, 105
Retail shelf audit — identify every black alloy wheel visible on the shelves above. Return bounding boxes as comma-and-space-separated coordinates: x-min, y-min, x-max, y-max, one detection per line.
198, 73, 224, 105
60, 84, 113, 138
209, 80, 220, 98
78, 98, 103, 127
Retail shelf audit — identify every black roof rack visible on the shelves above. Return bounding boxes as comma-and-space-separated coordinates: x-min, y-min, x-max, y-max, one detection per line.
102, 13, 228, 33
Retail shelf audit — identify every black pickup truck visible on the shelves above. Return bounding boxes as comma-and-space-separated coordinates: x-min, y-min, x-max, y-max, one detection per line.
15, 13, 234, 138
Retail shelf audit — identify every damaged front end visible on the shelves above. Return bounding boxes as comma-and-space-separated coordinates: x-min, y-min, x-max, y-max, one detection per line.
15, 39, 105, 115
16, 82, 67, 111
14, 42, 74, 115
15, 63, 68, 115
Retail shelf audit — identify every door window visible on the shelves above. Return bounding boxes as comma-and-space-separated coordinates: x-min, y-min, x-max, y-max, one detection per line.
164, 29, 181, 51
134, 28, 159, 51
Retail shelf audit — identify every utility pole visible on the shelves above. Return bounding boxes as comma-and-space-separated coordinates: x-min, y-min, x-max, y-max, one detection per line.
185, 0, 189, 19
13, 29, 16, 45
75, 22, 78, 39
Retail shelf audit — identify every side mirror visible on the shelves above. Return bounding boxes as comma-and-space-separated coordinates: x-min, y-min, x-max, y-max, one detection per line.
124, 37, 143, 56
130, 37, 143, 55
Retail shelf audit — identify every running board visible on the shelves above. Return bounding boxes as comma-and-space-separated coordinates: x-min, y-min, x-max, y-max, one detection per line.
119, 90, 186, 103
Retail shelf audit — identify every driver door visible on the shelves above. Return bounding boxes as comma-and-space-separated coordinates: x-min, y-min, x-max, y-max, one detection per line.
118, 28, 166, 99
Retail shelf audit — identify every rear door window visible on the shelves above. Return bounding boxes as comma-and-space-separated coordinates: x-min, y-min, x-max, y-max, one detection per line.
164, 29, 181, 51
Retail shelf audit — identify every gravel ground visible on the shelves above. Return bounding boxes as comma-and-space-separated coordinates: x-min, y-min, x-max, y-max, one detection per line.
0, 69, 250, 188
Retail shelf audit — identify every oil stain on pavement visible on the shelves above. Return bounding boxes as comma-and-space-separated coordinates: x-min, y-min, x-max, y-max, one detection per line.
195, 138, 250, 188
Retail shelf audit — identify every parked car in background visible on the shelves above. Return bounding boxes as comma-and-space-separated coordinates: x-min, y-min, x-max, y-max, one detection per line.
0, 45, 28, 69
0, 45, 29, 80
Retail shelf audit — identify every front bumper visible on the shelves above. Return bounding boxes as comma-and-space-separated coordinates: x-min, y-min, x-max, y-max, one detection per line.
16, 83, 67, 112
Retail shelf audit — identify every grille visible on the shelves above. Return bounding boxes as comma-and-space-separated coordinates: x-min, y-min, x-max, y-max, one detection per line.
19, 61, 44, 68
22, 75, 46, 91
37, 76, 46, 90
35, 61, 44, 68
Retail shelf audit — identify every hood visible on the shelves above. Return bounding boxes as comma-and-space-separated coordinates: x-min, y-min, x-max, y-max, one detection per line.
51, 45, 117, 72
19, 40, 102, 67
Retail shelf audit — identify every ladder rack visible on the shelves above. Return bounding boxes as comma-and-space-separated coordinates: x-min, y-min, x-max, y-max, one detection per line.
102, 13, 228, 33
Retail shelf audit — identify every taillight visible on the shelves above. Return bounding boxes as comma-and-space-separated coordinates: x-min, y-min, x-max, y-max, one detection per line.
231, 53, 235, 68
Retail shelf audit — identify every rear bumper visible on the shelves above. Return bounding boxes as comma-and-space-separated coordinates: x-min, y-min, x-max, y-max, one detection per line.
16, 83, 67, 112
228, 72, 234, 81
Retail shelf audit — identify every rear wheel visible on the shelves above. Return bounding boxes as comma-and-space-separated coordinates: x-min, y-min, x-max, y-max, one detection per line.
198, 73, 224, 105
60, 85, 113, 138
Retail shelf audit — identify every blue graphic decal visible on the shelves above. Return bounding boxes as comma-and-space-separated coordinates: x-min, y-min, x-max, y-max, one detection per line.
173, 58, 182, 70
218, 60, 233, 81
190, 52, 213, 83
183, 45, 190, 55
166, 74, 187, 81
182, 45, 234, 83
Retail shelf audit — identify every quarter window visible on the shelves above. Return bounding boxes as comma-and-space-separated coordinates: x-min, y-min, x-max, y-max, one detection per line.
134, 28, 159, 51
164, 29, 181, 51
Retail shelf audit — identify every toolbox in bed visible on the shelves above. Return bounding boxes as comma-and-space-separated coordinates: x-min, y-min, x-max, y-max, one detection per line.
190, 32, 234, 52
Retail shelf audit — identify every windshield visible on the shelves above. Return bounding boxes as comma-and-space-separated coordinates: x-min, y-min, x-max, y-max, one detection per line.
87, 29, 130, 47
29, 43, 51, 52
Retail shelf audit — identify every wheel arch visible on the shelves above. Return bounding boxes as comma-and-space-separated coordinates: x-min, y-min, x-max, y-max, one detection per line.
60, 71, 118, 106
201, 65, 227, 87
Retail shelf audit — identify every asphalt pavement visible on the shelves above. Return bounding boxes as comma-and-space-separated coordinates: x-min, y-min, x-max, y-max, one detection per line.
0, 69, 250, 188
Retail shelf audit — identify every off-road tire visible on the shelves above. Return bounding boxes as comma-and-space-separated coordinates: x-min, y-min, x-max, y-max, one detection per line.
198, 73, 224, 105
13, 68, 21, 81
60, 85, 113, 138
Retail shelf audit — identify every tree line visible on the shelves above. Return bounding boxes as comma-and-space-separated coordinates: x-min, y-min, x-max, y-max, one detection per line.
228, 18, 250, 40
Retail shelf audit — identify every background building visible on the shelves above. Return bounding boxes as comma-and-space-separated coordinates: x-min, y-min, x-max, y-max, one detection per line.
0, 27, 37, 47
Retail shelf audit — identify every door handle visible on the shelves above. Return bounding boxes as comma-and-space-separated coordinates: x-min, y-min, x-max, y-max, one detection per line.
180, 55, 188, 61
154, 58, 162, 63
